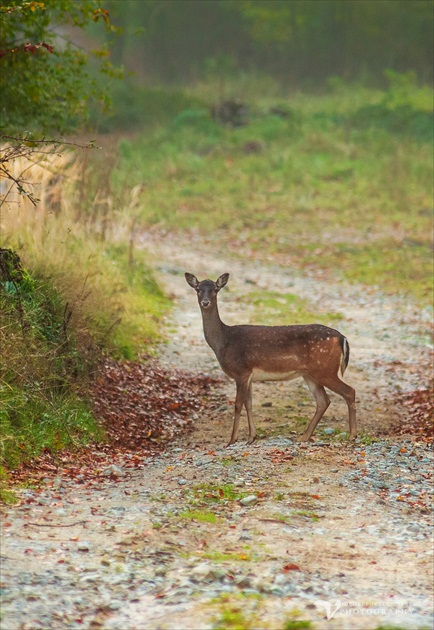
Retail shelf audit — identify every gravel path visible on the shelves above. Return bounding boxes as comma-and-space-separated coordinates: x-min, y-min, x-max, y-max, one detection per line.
1, 234, 433, 630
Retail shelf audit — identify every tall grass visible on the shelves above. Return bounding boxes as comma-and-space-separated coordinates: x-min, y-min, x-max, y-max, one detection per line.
1, 146, 170, 356
0, 146, 170, 473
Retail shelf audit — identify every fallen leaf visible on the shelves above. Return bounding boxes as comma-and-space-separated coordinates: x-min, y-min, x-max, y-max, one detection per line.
283, 563, 301, 572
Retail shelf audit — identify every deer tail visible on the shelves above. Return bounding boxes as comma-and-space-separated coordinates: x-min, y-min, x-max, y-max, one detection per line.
340, 337, 350, 376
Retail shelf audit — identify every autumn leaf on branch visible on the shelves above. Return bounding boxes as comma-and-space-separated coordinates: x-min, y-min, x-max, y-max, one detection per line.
0, 41, 54, 58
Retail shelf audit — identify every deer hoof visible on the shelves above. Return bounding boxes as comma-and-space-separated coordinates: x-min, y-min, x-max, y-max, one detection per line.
297, 433, 312, 443
349, 433, 357, 441
247, 435, 257, 445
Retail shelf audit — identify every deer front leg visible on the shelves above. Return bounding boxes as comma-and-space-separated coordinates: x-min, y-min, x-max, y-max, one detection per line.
245, 380, 256, 444
227, 379, 249, 447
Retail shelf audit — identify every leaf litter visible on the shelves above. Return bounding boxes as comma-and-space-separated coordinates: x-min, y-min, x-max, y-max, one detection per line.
394, 383, 434, 443
10, 359, 222, 487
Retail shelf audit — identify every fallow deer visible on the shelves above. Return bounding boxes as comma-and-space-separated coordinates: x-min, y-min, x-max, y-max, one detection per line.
185, 272, 357, 446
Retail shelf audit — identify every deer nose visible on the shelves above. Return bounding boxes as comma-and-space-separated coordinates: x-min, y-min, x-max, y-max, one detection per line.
201, 299, 211, 308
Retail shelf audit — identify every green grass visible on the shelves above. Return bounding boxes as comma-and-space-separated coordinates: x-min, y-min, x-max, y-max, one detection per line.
213, 608, 254, 630
188, 482, 251, 506
0, 466, 19, 504
111, 85, 432, 306
220, 457, 237, 467
283, 621, 313, 630
102, 244, 171, 359
262, 513, 291, 525
242, 290, 342, 326
202, 550, 252, 562
302, 240, 432, 303
0, 388, 103, 469
292, 510, 320, 521
179, 509, 220, 524
209, 592, 262, 630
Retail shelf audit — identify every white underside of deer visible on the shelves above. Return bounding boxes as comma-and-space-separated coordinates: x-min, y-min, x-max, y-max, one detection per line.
185, 272, 357, 447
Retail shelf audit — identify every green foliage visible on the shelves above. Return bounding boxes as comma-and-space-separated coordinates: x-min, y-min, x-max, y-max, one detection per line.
0, 264, 103, 468
1, 269, 92, 387
0, 387, 102, 468
103, 0, 433, 88
352, 102, 432, 140
283, 621, 313, 630
90, 83, 207, 132
354, 432, 379, 446
0, 487, 18, 504
350, 71, 433, 141
0, 0, 117, 133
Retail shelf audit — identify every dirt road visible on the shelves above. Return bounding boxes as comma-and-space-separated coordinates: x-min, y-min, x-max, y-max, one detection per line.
1, 235, 432, 630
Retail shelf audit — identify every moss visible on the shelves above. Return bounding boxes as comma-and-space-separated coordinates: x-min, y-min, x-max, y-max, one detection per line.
179, 509, 220, 524
283, 621, 313, 630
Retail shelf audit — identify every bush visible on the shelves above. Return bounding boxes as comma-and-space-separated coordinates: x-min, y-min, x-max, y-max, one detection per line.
0, 242, 170, 471
89, 83, 207, 132
349, 70, 433, 141
0, 258, 103, 468
350, 103, 433, 141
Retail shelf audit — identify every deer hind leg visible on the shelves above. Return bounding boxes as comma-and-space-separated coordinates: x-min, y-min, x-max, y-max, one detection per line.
299, 375, 331, 442
321, 375, 357, 440
245, 381, 256, 445
227, 378, 250, 447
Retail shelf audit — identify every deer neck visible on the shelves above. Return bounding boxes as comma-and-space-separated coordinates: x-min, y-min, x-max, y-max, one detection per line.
200, 302, 228, 355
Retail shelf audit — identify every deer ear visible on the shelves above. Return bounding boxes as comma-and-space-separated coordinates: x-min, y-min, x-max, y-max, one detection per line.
216, 273, 229, 291
185, 273, 199, 290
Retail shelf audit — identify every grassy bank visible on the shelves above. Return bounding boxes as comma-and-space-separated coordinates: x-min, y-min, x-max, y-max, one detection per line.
0, 150, 171, 484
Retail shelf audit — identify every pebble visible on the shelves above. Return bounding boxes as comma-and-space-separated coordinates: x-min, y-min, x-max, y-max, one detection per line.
239, 495, 258, 506
239, 531, 252, 541
103, 465, 125, 477
79, 572, 99, 582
